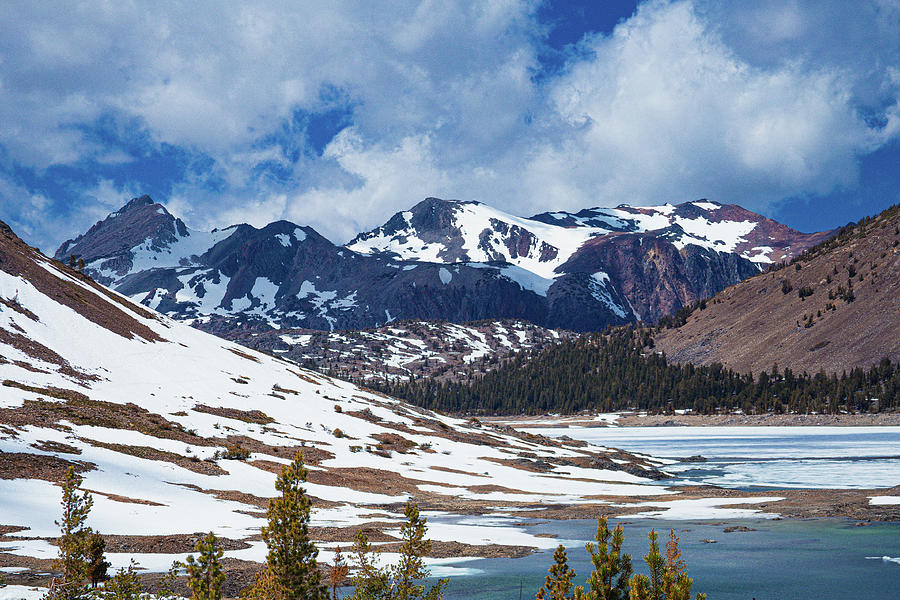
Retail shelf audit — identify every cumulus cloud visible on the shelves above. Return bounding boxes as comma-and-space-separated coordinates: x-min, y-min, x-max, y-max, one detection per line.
528, 0, 887, 210
0, 0, 897, 248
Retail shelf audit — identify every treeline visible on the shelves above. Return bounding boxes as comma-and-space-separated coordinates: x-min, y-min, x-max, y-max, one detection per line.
363, 327, 900, 415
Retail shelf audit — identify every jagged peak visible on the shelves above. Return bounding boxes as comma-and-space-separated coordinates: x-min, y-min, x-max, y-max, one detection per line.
117, 194, 157, 212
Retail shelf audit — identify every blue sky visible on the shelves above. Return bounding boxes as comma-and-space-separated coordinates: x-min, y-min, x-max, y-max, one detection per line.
0, 1, 898, 252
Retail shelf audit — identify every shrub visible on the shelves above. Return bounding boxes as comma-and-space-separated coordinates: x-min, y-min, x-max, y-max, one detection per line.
216, 444, 251, 461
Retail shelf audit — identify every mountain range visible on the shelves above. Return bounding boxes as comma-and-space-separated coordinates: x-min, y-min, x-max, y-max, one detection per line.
54, 195, 832, 334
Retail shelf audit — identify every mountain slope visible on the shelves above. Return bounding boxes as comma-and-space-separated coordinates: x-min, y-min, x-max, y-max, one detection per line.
226, 319, 573, 383
653, 204, 900, 374
0, 219, 673, 576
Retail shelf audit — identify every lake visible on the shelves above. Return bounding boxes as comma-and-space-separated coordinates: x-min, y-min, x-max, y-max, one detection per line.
527, 425, 900, 489
436, 517, 900, 600
434, 425, 900, 599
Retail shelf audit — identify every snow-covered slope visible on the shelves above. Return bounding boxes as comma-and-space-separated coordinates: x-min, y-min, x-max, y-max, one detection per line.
0, 221, 672, 575
227, 319, 573, 383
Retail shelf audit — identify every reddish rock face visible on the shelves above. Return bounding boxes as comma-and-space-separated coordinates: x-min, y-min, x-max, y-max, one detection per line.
561, 232, 761, 322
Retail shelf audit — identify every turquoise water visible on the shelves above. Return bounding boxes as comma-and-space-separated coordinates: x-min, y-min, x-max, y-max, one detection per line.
431, 427, 900, 598
437, 518, 900, 599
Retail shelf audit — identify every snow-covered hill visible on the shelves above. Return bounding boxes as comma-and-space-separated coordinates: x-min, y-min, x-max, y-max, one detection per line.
227, 319, 573, 383
0, 220, 672, 578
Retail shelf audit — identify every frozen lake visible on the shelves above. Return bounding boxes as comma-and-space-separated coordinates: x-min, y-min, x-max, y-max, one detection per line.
432, 425, 900, 599
526, 425, 900, 489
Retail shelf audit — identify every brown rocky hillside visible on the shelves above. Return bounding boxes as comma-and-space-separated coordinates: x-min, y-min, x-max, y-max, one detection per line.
653, 204, 900, 375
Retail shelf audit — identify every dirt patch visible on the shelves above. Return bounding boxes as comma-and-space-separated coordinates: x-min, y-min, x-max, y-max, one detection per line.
306, 467, 426, 496
193, 404, 274, 425
85, 441, 226, 476
103, 533, 252, 554
227, 347, 260, 363
0, 397, 214, 445
224, 436, 334, 466
31, 440, 82, 454
0, 451, 92, 481
85, 490, 165, 506
371, 432, 416, 455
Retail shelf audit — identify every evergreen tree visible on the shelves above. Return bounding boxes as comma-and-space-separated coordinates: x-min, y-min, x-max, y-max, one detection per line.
54, 466, 94, 600
86, 532, 110, 588
346, 531, 390, 600
574, 517, 632, 600
536, 545, 576, 600
260, 451, 327, 600
102, 561, 142, 600
391, 502, 447, 600
329, 547, 350, 600
185, 532, 226, 600
628, 531, 705, 600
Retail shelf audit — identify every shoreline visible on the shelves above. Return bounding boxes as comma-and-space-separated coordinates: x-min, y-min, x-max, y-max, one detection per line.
485, 412, 900, 428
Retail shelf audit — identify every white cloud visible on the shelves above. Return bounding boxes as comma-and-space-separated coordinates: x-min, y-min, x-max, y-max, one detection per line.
527, 0, 887, 212
0, 0, 898, 248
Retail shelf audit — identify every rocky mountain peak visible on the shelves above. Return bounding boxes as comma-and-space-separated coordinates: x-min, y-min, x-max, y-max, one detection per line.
51, 195, 836, 334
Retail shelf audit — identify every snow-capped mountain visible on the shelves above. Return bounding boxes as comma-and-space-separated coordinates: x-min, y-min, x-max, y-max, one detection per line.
349, 197, 827, 271
349, 197, 834, 323
0, 218, 672, 578
53, 195, 833, 332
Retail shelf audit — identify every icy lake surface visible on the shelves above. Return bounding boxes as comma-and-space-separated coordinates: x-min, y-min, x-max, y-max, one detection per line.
434, 426, 900, 599
527, 425, 900, 489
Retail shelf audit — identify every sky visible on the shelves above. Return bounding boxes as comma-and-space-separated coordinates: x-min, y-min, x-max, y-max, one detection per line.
0, 0, 898, 252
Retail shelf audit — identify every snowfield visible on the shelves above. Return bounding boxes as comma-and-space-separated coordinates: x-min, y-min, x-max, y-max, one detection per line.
0, 244, 686, 572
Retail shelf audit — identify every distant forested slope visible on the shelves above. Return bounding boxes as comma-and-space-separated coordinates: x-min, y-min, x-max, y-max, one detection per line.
365, 328, 899, 415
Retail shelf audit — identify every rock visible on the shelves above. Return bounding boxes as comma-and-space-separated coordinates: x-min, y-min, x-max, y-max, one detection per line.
681, 455, 708, 463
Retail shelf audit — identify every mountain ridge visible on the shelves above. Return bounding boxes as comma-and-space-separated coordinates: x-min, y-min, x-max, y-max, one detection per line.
52, 195, 834, 333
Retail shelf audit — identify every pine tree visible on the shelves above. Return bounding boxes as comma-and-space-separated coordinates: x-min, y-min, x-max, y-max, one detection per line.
329, 547, 349, 600
391, 502, 447, 600
260, 451, 327, 600
54, 466, 94, 600
628, 531, 705, 600
536, 545, 576, 600
185, 532, 226, 600
628, 531, 662, 600
346, 531, 390, 600
86, 532, 110, 588
574, 517, 632, 600
102, 561, 142, 600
